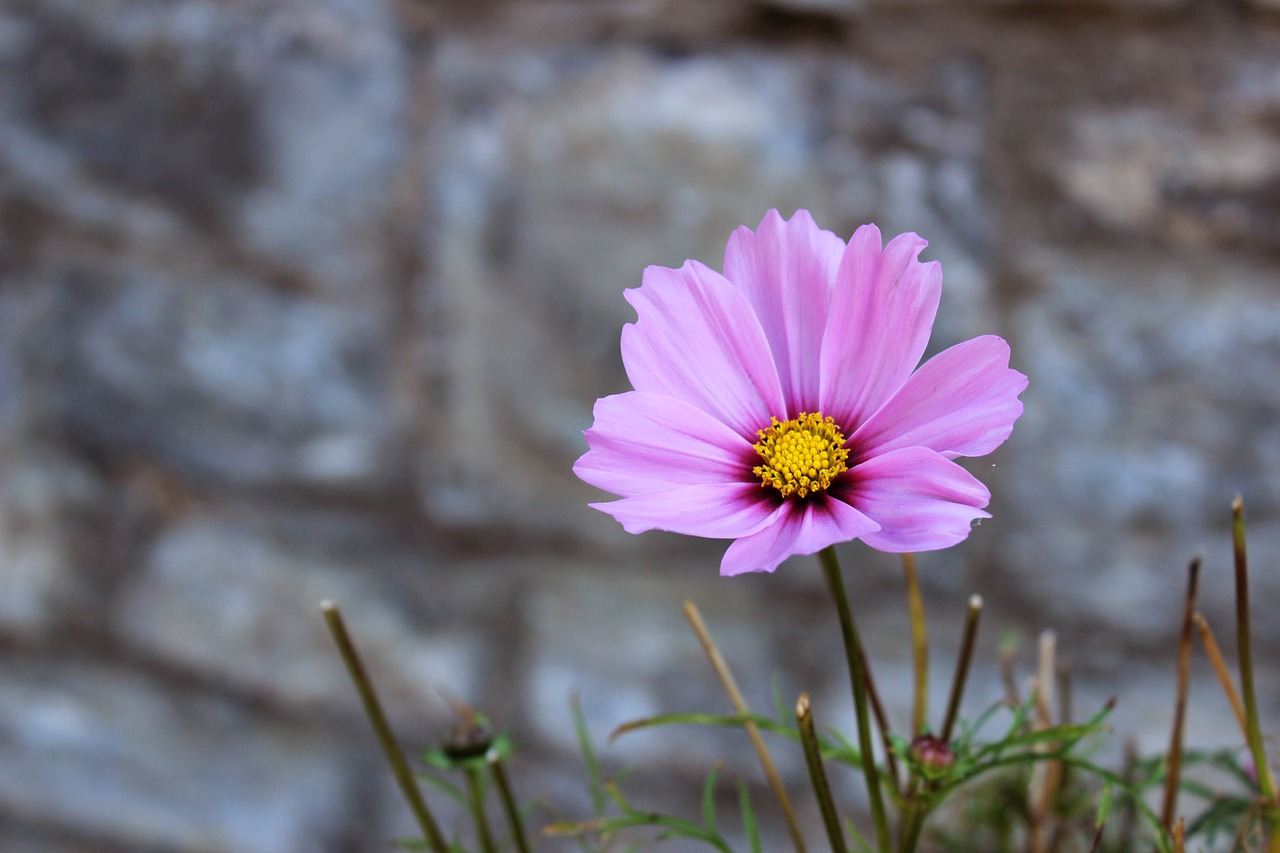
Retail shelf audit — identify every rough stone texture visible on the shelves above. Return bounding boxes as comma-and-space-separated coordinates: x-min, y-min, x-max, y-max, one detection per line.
3, 0, 1280, 848
115, 512, 481, 722
0, 660, 358, 853
0, 447, 106, 638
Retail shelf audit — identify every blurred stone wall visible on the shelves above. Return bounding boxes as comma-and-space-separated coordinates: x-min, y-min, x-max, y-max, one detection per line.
3, 0, 1280, 850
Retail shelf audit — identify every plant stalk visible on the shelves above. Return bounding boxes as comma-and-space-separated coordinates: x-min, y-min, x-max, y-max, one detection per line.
797, 693, 850, 853
489, 751, 532, 853
902, 553, 929, 738
1234, 498, 1277, 799
1192, 612, 1249, 738
466, 765, 498, 853
684, 600, 807, 853
819, 546, 892, 853
940, 595, 983, 744
320, 601, 450, 853
858, 642, 902, 797
1161, 558, 1201, 831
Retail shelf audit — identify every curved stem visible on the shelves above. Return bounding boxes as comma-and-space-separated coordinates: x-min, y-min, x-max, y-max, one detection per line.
684, 601, 807, 853
819, 546, 892, 853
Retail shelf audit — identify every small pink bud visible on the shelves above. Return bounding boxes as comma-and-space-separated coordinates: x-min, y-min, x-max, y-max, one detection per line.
910, 734, 955, 772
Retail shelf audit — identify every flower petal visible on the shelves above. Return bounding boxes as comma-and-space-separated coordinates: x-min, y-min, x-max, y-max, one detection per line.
719, 495, 879, 576
622, 260, 787, 438
574, 391, 754, 497
851, 336, 1028, 461
820, 226, 942, 430
838, 447, 990, 553
593, 483, 779, 539
723, 209, 846, 410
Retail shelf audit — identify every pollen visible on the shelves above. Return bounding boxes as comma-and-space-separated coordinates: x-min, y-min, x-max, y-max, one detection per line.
752, 412, 850, 499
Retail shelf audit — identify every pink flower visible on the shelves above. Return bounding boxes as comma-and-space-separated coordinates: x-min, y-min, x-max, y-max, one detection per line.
574, 210, 1027, 576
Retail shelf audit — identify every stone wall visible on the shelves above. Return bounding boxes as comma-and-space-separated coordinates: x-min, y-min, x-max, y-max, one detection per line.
3, 0, 1280, 850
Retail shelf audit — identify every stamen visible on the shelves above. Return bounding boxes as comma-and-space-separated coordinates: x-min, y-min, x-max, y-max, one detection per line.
752, 412, 850, 499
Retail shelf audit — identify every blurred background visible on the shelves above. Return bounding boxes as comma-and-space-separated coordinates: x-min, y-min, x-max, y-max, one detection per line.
3, 0, 1280, 849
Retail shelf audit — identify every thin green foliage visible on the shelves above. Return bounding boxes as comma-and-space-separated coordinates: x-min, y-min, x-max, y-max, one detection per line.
737, 778, 762, 853
547, 698, 765, 851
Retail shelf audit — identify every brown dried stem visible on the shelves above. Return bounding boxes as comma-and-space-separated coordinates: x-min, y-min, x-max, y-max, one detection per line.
1027, 630, 1059, 853
940, 595, 983, 745
1161, 558, 1201, 833
683, 600, 807, 853
320, 600, 450, 853
858, 642, 902, 796
1192, 612, 1248, 742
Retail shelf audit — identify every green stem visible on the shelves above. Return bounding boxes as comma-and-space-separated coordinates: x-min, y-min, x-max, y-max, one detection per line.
797, 693, 850, 853
894, 599, 983, 853
901, 554, 928, 738
940, 595, 983, 745
466, 766, 498, 853
819, 546, 892, 853
489, 751, 532, 853
896, 804, 925, 853
858, 642, 902, 799
1160, 559, 1200, 831
320, 601, 450, 853
1234, 499, 1276, 800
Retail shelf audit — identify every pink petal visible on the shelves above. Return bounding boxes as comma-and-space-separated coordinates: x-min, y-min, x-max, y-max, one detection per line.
723, 209, 847, 410
819, 226, 942, 431
838, 447, 990, 553
719, 495, 879, 576
851, 336, 1028, 461
574, 391, 754, 497
623, 261, 786, 438
594, 483, 779, 539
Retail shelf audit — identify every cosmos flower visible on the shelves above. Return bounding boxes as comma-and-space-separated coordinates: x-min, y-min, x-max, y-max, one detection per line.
574, 210, 1027, 576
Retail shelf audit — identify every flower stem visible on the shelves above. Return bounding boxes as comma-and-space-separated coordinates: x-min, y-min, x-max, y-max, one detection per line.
1235, 498, 1274, 796
1233, 498, 1279, 830
857, 642, 902, 798
320, 601, 450, 853
489, 750, 532, 853
684, 600, 807, 853
1161, 558, 1201, 831
897, 595, 983, 853
1192, 612, 1249, 739
465, 765, 498, 853
939, 595, 983, 745
819, 546, 892, 853
901, 554, 928, 738
896, 805, 925, 853
797, 693, 849, 853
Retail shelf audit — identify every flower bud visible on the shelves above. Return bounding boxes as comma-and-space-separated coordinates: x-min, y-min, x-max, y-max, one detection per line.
441, 719, 493, 762
910, 734, 955, 772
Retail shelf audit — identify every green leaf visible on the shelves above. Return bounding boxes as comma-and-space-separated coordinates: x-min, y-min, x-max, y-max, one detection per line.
416, 772, 468, 808
700, 763, 721, 830
570, 693, 607, 818
737, 777, 762, 853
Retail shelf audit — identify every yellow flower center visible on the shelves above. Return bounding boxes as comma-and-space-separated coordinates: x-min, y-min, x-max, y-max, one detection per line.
752, 412, 850, 499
